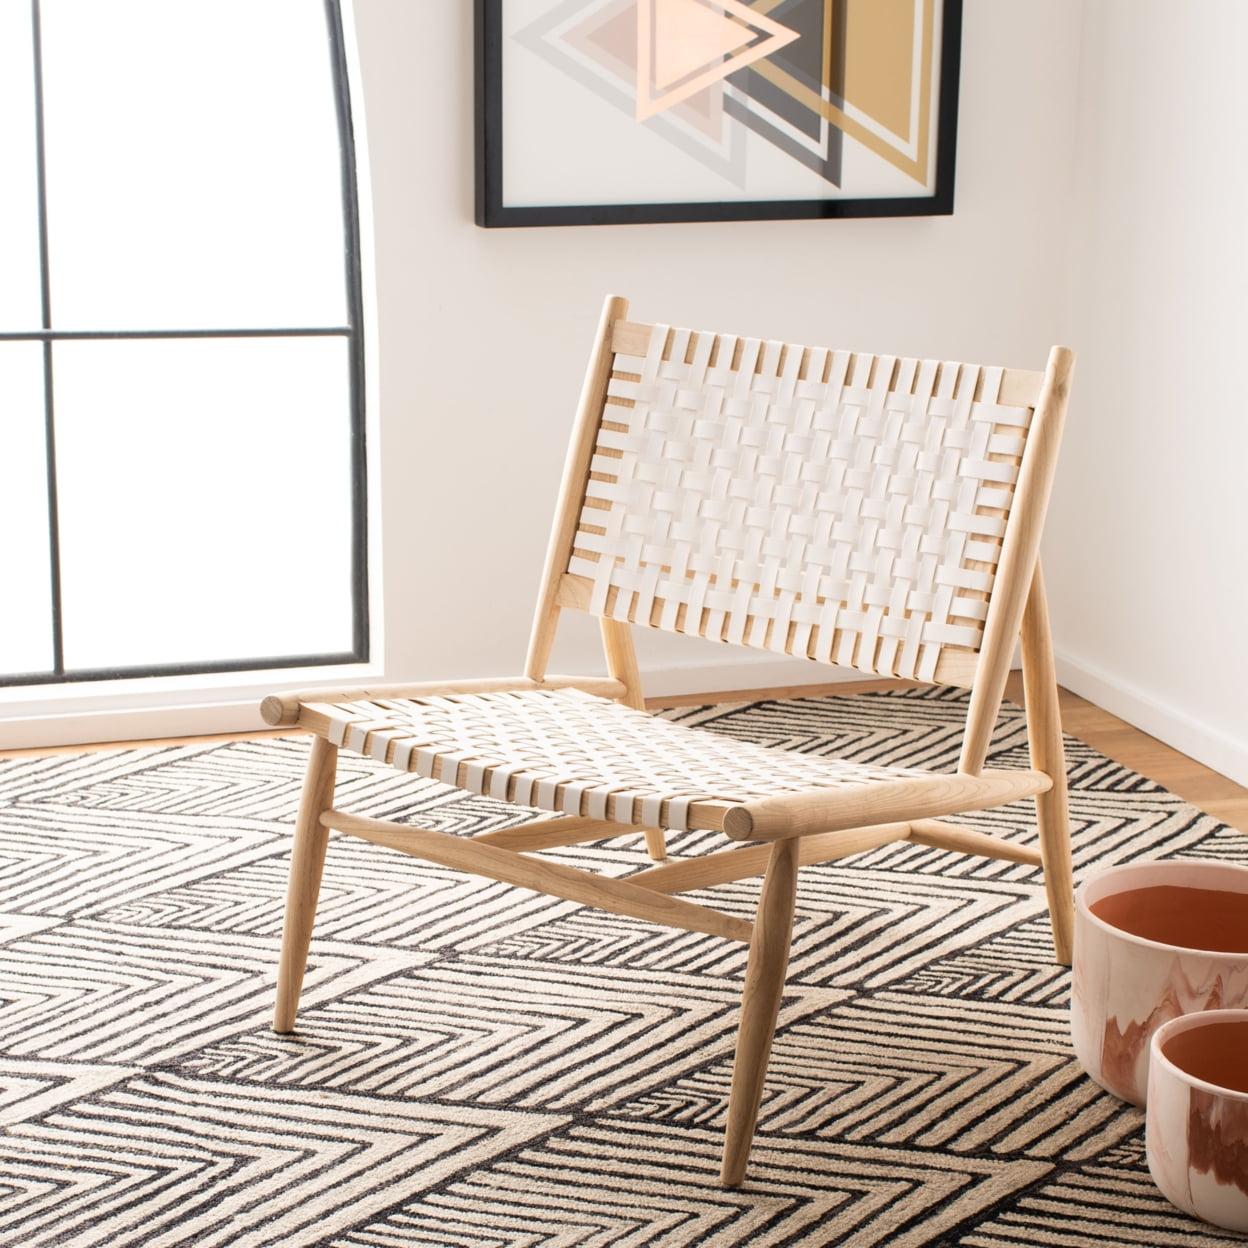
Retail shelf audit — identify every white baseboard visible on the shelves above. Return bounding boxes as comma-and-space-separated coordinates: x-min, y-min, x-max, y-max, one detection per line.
639, 654, 862, 699
8, 650, 1244, 795
1054, 649, 1248, 789
0, 699, 271, 751
0, 656, 856, 750
0, 661, 381, 751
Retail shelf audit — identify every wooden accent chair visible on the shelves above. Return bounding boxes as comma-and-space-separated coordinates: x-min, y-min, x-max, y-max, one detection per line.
261, 296, 1076, 1186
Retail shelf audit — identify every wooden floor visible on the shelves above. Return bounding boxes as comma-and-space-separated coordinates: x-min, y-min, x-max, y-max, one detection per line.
3, 677, 1245, 835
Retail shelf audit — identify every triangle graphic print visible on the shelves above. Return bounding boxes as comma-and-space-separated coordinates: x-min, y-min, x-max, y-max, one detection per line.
636, 0, 798, 121
653, 0, 754, 89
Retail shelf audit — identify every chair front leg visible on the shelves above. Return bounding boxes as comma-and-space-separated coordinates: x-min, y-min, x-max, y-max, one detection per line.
720, 836, 800, 1187
274, 735, 338, 1033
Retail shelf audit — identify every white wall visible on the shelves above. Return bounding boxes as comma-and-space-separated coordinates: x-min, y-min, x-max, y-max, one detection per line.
20, 0, 1244, 784
1045, 0, 1248, 784
353, 0, 1084, 695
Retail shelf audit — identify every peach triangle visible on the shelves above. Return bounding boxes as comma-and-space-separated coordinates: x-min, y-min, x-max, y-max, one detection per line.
653, 0, 755, 90
637, 0, 798, 121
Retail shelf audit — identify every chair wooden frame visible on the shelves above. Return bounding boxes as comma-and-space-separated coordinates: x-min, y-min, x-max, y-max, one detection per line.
262, 295, 1075, 1187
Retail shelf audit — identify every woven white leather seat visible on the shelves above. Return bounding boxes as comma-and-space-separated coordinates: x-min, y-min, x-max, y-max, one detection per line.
260, 295, 1076, 1187
309, 686, 928, 832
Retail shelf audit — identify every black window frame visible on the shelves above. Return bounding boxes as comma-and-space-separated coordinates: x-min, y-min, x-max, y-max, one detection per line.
0, 0, 369, 688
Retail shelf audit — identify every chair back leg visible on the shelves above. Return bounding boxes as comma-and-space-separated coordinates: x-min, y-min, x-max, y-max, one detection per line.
1021, 565, 1075, 964
599, 616, 666, 861
720, 836, 800, 1186
274, 736, 339, 1033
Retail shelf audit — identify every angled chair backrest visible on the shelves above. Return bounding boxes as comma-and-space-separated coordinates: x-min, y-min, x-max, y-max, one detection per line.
527, 296, 1073, 775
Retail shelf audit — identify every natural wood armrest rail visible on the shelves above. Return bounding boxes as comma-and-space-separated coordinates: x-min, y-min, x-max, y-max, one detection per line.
260, 674, 628, 727
721, 769, 1053, 842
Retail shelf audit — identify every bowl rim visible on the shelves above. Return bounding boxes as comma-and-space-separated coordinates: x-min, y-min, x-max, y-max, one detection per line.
1150, 1009, 1248, 1104
1076, 859, 1248, 960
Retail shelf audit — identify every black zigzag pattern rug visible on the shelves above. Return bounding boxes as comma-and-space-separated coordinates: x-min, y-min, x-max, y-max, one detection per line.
1, 688, 1245, 1247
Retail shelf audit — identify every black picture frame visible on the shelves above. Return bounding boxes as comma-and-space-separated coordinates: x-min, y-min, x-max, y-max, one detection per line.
476, 0, 962, 229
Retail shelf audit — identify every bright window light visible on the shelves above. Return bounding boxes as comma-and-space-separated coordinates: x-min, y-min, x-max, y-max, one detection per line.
0, 0, 367, 687
0, 2, 42, 331
0, 345, 53, 675
54, 338, 355, 669
39, 0, 349, 330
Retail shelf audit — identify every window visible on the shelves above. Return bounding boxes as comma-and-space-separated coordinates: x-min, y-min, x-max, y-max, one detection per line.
0, 0, 367, 686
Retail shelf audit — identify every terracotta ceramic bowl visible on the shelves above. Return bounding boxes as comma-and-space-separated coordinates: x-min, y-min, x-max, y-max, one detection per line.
1071, 859, 1248, 1106
1147, 1010, 1248, 1233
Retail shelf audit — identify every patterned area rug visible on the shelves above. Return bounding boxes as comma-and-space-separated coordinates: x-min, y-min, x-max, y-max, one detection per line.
1, 688, 1246, 1248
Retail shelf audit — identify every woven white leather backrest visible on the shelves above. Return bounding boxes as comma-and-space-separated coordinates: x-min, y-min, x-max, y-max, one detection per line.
566, 323, 1036, 686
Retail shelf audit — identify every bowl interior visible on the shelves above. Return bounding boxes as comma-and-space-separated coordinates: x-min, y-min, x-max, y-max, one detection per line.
1080, 862, 1248, 955
1161, 1018, 1248, 1094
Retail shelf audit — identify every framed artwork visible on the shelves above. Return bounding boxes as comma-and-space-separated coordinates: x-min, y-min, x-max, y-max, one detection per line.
475, 0, 962, 228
